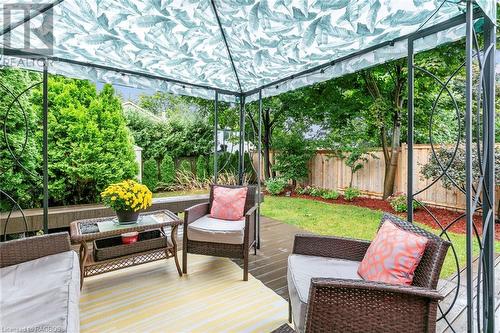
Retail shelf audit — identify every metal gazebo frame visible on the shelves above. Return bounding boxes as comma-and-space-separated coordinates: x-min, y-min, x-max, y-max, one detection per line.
1, 1, 496, 331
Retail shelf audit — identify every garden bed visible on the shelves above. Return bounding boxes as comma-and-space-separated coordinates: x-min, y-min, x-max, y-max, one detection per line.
287, 192, 499, 240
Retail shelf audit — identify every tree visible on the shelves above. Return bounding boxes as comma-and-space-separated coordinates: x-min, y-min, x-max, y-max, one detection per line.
361, 60, 406, 199
160, 155, 175, 185
272, 129, 315, 188
0, 68, 41, 210
196, 155, 208, 180
125, 107, 212, 164
143, 159, 158, 191
361, 42, 466, 198
139, 91, 197, 121
139, 92, 170, 118
31, 79, 138, 205
1, 69, 138, 209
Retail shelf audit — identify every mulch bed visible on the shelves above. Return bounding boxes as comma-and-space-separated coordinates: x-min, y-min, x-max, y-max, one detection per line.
283, 192, 499, 240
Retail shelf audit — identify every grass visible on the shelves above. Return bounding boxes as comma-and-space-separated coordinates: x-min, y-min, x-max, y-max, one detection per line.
153, 189, 209, 198
261, 196, 500, 278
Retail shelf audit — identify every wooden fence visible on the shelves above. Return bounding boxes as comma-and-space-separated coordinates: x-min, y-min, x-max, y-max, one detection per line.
254, 144, 499, 212
308, 144, 466, 210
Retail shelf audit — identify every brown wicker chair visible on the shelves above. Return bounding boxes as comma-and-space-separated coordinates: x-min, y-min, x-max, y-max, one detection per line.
182, 184, 257, 281
286, 212, 451, 333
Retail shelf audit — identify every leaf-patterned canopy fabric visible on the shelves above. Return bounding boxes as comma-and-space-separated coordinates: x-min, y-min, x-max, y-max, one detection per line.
1, 0, 496, 101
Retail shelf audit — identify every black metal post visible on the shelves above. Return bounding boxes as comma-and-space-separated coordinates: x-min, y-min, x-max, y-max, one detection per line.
238, 95, 245, 185
464, 1, 474, 331
213, 91, 219, 184
42, 59, 49, 234
257, 90, 263, 249
407, 38, 414, 223
482, 17, 496, 333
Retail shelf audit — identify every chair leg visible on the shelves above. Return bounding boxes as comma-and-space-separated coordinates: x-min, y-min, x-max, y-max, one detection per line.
288, 298, 292, 323
243, 250, 249, 281
182, 242, 187, 274
254, 242, 257, 255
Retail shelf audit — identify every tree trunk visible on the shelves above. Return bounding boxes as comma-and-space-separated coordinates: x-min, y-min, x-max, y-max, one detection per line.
382, 112, 401, 199
263, 107, 272, 179
263, 138, 271, 179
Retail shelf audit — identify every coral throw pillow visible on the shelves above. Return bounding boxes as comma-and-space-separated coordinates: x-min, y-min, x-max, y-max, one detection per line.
358, 220, 428, 285
210, 186, 248, 221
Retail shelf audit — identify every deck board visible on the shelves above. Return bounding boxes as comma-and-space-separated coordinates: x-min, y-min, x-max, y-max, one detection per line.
233, 216, 498, 332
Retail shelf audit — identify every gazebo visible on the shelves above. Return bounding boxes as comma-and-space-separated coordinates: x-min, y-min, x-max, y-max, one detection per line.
1, 1, 496, 331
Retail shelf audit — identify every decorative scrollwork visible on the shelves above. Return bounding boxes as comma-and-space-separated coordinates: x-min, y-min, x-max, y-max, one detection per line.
411, 20, 496, 333
0, 76, 42, 240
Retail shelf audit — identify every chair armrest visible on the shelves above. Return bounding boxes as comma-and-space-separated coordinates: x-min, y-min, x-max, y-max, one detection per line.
245, 204, 258, 220
184, 202, 210, 225
0, 232, 71, 268
304, 278, 442, 332
244, 205, 258, 246
292, 234, 371, 261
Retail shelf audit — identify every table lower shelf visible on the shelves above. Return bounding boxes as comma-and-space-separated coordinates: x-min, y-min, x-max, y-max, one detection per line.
83, 247, 176, 277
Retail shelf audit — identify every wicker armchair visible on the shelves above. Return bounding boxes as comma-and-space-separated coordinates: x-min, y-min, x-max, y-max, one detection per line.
286, 213, 451, 333
0, 233, 81, 332
182, 185, 257, 281
0, 232, 72, 268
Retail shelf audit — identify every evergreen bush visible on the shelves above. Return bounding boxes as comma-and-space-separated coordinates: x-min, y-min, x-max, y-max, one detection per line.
196, 156, 208, 180
160, 155, 175, 185
143, 159, 158, 191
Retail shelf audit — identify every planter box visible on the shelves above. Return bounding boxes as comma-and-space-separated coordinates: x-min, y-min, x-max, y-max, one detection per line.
93, 229, 167, 262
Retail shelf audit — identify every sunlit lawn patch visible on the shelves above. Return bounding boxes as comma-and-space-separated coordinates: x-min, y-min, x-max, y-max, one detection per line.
261, 196, 499, 278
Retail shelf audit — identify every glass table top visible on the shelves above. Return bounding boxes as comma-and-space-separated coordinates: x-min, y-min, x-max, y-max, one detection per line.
79, 211, 178, 234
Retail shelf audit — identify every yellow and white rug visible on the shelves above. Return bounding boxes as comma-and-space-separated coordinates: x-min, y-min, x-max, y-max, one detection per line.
80, 254, 288, 333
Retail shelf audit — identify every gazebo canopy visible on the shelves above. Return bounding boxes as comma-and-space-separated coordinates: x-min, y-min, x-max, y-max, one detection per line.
1, 0, 496, 101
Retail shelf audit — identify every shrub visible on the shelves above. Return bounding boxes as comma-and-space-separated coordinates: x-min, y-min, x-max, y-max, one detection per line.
309, 187, 327, 197
321, 190, 340, 200
178, 159, 192, 175
19, 74, 137, 208
389, 193, 423, 213
160, 155, 175, 185
216, 172, 252, 186
174, 169, 209, 190
343, 187, 361, 201
265, 178, 287, 196
272, 131, 314, 188
196, 155, 208, 180
143, 159, 158, 191
296, 186, 311, 195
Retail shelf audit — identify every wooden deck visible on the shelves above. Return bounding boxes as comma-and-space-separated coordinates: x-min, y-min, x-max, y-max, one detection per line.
233, 216, 499, 332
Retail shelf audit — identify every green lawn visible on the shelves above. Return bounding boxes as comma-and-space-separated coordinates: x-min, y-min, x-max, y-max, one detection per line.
261, 196, 499, 278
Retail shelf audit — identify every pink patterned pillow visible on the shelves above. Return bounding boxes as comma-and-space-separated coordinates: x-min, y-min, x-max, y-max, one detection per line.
210, 186, 248, 221
358, 220, 428, 285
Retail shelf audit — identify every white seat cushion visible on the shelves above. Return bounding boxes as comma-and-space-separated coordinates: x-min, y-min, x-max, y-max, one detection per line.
187, 214, 245, 245
287, 254, 362, 333
0, 250, 80, 333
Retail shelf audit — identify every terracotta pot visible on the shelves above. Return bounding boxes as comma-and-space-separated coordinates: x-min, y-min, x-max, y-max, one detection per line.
115, 210, 140, 224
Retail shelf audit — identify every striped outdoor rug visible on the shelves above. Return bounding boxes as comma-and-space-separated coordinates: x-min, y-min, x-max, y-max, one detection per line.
80, 253, 288, 332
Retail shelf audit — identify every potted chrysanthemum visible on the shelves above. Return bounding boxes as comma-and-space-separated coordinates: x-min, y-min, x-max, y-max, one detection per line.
101, 180, 153, 224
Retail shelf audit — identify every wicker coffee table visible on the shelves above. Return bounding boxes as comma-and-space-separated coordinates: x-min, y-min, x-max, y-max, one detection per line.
70, 209, 182, 287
